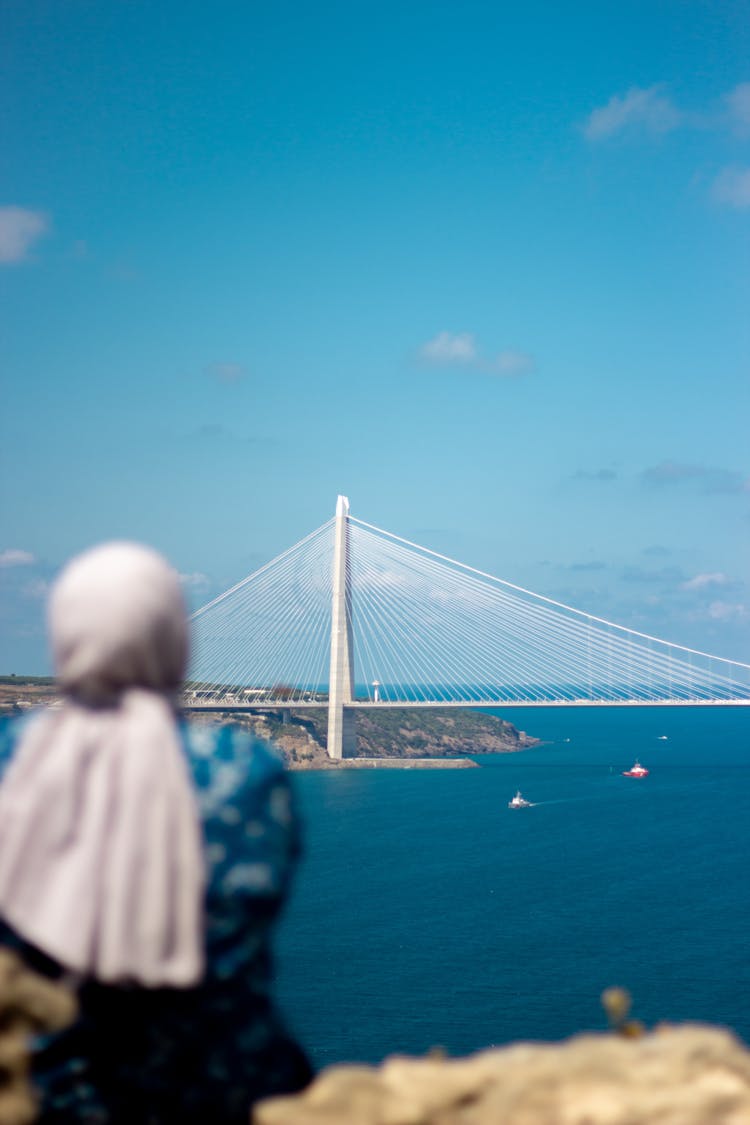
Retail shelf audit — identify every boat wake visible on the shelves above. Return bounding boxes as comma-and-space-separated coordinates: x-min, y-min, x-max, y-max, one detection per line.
529, 795, 600, 806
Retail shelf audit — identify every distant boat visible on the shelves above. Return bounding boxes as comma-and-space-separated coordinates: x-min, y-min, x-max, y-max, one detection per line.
657, 735, 668, 741
622, 761, 649, 778
508, 790, 533, 808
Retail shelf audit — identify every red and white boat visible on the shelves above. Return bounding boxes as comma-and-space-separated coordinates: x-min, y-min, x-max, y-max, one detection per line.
622, 761, 649, 778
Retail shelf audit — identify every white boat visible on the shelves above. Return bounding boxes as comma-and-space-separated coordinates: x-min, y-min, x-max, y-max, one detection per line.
622, 761, 649, 778
508, 790, 532, 809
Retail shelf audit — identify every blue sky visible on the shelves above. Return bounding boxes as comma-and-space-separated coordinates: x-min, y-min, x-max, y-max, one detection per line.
1, 0, 749, 672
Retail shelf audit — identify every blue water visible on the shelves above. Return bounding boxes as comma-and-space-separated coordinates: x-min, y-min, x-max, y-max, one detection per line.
275, 707, 750, 1066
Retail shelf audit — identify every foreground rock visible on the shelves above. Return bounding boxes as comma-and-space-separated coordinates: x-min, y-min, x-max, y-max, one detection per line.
255, 1025, 750, 1124
0, 949, 76, 1125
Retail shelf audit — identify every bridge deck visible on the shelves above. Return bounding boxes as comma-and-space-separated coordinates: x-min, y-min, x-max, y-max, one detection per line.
182, 699, 750, 712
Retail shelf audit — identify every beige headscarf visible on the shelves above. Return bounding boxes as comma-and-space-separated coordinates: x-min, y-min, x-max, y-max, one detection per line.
0, 543, 205, 987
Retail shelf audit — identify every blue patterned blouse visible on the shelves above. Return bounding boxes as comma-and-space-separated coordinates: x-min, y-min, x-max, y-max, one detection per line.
0, 715, 311, 1124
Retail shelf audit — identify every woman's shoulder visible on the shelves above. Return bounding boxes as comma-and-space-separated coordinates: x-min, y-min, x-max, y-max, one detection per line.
181, 720, 283, 774
181, 722, 300, 907
181, 721, 288, 814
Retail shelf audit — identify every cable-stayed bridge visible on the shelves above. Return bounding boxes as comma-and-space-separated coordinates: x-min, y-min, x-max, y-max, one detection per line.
186, 496, 750, 757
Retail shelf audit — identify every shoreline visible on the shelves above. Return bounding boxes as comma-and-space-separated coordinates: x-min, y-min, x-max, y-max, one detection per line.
287, 756, 478, 770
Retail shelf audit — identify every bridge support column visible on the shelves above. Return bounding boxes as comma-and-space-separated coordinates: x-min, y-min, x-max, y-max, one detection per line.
327, 495, 356, 759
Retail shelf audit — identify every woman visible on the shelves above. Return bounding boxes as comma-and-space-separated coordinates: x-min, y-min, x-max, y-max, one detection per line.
0, 542, 311, 1123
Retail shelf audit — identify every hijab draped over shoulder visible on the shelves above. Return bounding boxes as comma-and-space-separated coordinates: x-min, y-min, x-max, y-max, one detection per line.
0, 543, 205, 987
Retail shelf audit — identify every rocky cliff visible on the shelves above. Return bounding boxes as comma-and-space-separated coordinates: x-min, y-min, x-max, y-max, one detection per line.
194, 707, 537, 769
256, 1023, 750, 1124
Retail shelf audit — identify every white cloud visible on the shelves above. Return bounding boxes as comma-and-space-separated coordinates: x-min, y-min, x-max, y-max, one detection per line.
642, 461, 750, 494
419, 333, 534, 377
622, 565, 685, 586
0, 549, 36, 568
204, 361, 247, 384
192, 423, 229, 440
582, 86, 681, 141
682, 573, 730, 591
0, 207, 49, 264
22, 579, 49, 600
583, 82, 750, 145
708, 601, 748, 621
574, 468, 617, 482
179, 572, 211, 591
419, 332, 477, 365
726, 83, 750, 134
484, 350, 535, 376
712, 166, 750, 209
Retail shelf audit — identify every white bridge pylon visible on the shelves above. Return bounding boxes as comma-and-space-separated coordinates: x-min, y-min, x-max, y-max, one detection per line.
187, 496, 750, 756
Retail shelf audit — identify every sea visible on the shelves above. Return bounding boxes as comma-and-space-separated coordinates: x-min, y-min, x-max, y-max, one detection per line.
274, 705, 750, 1068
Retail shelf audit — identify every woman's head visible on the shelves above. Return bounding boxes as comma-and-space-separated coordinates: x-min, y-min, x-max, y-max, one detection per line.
0, 541, 204, 985
49, 542, 188, 705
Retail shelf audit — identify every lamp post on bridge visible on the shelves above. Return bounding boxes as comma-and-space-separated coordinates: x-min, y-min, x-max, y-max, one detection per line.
327, 495, 356, 759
